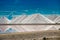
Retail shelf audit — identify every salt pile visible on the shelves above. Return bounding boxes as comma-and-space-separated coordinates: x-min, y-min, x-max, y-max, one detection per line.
0, 13, 60, 33
21, 13, 54, 24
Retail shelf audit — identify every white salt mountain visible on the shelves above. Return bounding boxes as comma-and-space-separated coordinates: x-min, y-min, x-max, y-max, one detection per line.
45, 14, 58, 21
0, 16, 11, 24
10, 15, 27, 24
21, 13, 54, 24
45, 14, 60, 23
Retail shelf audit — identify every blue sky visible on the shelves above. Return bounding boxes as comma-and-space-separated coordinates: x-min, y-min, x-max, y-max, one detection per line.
0, 0, 60, 15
